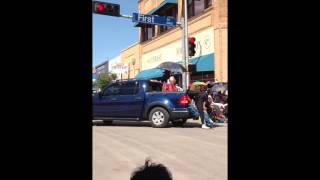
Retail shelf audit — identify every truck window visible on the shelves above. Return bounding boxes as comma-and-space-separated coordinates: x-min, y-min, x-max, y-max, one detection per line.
103, 83, 120, 96
147, 82, 162, 92
119, 82, 139, 95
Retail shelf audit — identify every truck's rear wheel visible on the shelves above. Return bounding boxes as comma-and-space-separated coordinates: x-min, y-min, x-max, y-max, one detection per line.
149, 107, 169, 128
171, 119, 187, 127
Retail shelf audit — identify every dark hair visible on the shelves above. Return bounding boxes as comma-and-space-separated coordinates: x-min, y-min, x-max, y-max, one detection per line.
207, 83, 213, 88
206, 88, 212, 95
130, 159, 173, 180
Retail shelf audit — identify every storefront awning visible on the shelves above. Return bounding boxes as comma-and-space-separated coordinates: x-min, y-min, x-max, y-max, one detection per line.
191, 53, 214, 72
149, 0, 177, 14
178, 53, 214, 72
135, 68, 165, 79
134, 0, 177, 27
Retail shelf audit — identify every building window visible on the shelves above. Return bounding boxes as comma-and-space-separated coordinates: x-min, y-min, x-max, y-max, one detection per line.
205, 0, 213, 9
188, 0, 212, 19
141, 25, 155, 42
157, 5, 178, 34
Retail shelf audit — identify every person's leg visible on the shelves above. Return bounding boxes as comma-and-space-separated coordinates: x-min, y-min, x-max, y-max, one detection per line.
213, 104, 221, 116
195, 104, 204, 123
199, 110, 210, 129
198, 110, 205, 124
224, 104, 228, 117
189, 105, 199, 119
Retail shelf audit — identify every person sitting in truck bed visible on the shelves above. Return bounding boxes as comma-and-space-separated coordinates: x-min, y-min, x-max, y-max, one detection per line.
162, 76, 177, 92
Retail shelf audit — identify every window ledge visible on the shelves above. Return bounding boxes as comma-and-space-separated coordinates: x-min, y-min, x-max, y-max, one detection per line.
140, 38, 154, 45
157, 26, 178, 37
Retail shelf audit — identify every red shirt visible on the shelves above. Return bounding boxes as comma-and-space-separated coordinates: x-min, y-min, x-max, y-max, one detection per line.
162, 82, 177, 92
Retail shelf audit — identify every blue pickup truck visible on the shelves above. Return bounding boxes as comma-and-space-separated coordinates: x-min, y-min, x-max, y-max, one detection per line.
93, 79, 197, 128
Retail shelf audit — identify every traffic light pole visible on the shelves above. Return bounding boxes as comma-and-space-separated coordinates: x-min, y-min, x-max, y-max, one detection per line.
182, 0, 189, 91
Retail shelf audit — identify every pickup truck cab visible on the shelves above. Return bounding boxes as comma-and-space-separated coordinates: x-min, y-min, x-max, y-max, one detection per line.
93, 79, 197, 128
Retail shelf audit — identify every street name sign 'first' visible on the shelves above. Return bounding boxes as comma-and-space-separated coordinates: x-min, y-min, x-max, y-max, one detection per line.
132, 13, 176, 26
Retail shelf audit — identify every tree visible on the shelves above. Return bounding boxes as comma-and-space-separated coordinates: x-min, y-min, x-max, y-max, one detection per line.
92, 80, 98, 90
97, 73, 117, 90
110, 73, 117, 80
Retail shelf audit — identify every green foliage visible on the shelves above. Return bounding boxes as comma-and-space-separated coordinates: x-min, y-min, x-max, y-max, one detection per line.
92, 80, 98, 89
97, 73, 117, 90
110, 73, 117, 80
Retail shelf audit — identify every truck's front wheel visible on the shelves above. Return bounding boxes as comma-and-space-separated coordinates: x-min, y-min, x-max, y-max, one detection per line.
149, 107, 169, 128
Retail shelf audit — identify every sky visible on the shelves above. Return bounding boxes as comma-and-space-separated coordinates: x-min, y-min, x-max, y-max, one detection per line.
93, 0, 138, 67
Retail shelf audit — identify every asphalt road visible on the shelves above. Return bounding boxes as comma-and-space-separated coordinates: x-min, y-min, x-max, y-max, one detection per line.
93, 120, 227, 180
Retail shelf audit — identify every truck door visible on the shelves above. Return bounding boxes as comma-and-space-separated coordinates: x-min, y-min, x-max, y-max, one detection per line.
94, 83, 121, 117
116, 81, 144, 118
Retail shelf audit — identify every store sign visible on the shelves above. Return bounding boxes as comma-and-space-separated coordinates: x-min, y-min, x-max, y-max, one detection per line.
203, 35, 211, 49
111, 63, 128, 73
146, 54, 162, 64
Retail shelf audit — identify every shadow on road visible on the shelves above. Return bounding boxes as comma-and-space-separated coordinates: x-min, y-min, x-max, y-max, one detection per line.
92, 120, 203, 128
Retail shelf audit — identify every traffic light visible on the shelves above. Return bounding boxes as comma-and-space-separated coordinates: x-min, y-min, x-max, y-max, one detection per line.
93, 1, 120, 17
188, 37, 196, 57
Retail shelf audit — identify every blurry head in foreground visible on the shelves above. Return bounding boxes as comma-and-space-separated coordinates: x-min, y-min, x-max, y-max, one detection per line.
130, 159, 173, 180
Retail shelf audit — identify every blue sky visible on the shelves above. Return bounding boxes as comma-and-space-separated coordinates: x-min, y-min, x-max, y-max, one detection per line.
93, 0, 138, 67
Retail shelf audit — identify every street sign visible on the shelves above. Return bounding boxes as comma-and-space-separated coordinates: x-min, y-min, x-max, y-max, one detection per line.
132, 13, 176, 26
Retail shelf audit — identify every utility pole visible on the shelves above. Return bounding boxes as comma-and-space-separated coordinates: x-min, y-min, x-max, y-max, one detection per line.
181, 0, 189, 91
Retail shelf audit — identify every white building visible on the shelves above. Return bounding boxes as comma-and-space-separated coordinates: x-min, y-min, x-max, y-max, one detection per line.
108, 56, 122, 79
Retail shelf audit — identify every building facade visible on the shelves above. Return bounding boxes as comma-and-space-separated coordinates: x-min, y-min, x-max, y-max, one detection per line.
120, 43, 141, 79
95, 60, 109, 77
108, 56, 122, 79
121, 0, 227, 82
92, 67, 97, 81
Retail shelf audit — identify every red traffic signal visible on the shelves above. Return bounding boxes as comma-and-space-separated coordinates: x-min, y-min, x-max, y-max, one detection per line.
189, 37, 196, 43
96, 3, 104, 12
188, 37, 196, 57
93, 1, 120, 17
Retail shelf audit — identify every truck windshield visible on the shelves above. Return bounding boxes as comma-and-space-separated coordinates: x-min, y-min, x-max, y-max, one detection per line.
147, 82, 162, 92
